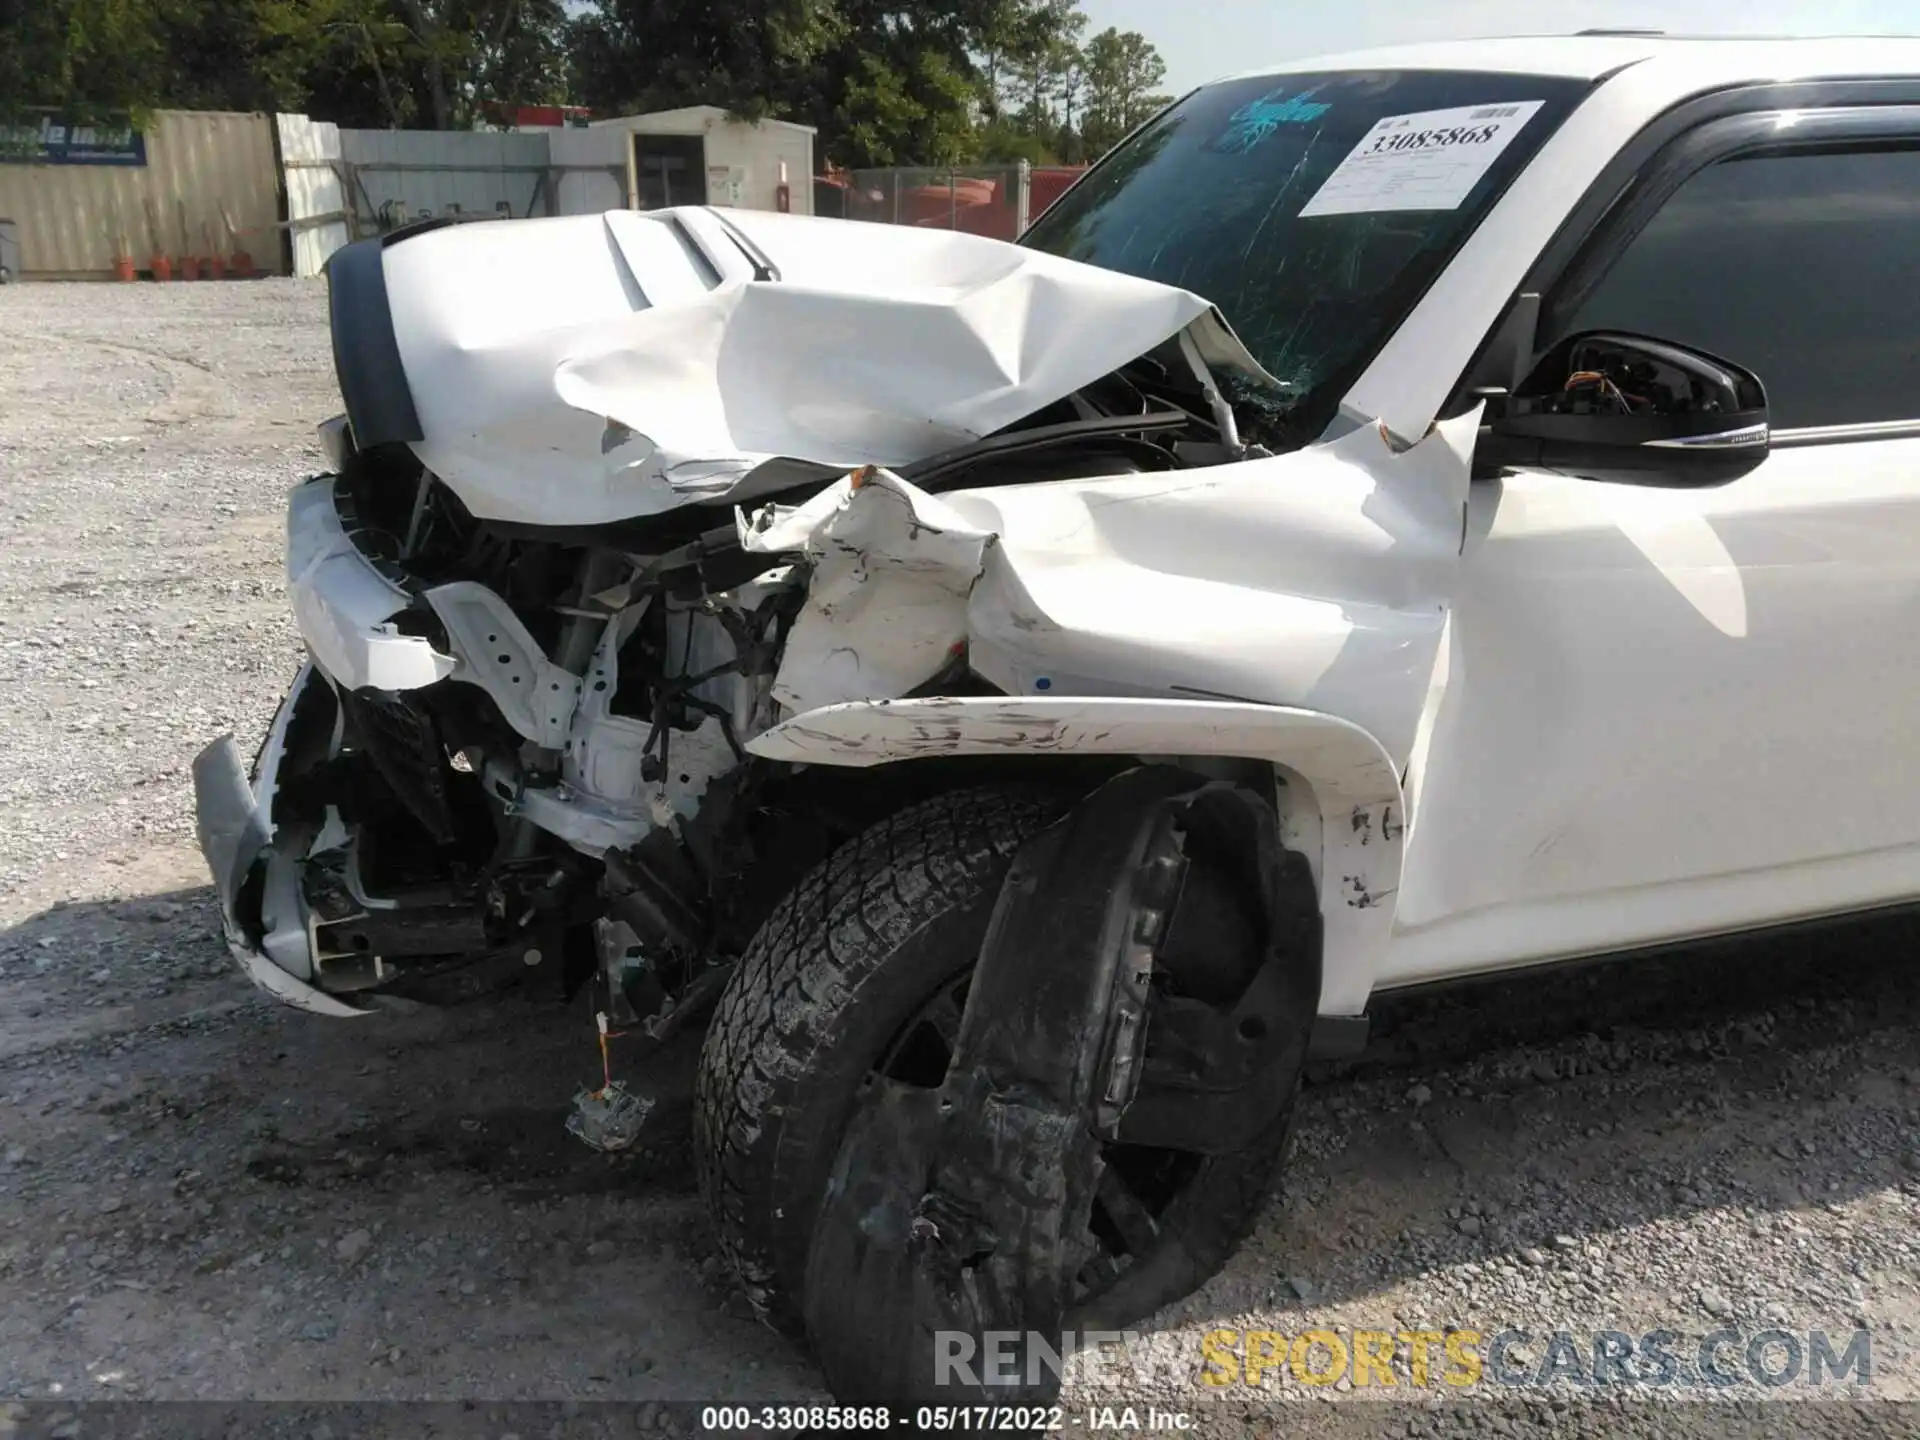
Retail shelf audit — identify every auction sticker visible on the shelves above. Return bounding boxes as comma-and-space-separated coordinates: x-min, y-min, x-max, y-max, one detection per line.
1298, 100, 1545, 217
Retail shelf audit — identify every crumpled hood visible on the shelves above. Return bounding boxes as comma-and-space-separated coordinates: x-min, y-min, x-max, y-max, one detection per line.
379, 207, 1238, 526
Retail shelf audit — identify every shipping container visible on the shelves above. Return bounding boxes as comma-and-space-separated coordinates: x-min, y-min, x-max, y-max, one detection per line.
0, 110, 282, 278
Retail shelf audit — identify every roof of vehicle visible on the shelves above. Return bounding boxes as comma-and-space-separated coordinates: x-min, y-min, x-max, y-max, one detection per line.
1215, 33, 1920, 85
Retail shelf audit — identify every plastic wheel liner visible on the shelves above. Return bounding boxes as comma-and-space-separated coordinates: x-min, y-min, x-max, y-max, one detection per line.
801, 766, 1319, 1410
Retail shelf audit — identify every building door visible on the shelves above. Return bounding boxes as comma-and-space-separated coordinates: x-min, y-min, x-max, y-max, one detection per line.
631, 134, 707, 209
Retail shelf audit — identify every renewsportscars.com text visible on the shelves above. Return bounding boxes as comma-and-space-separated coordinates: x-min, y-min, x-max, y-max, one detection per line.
930, 1327, 1871, 1392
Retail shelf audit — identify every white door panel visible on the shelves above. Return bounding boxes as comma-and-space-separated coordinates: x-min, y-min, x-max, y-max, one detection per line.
1384, 436, 1920, 984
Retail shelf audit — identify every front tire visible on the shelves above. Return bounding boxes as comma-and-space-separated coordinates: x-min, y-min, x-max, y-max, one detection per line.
695, 786, 1058, 1326
694, 783, 1297, 1334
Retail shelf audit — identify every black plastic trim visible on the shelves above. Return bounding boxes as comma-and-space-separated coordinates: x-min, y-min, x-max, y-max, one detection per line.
704, 208, 780, 282
382, 215, 464, 247
325, 236, 425, 448
898, 409, 1190, 490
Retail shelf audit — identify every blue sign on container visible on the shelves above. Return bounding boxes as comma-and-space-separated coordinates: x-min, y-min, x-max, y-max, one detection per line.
0, 115, 147, 166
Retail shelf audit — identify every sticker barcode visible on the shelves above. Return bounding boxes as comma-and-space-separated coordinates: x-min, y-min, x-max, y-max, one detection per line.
1469, 105, 1521, 120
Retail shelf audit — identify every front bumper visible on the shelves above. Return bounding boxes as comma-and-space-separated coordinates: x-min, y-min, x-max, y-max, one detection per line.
288, 475, 455, 694
191, 663, 367, 1017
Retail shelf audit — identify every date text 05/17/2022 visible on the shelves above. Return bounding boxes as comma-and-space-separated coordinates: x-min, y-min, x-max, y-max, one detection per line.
698, 1405, 1195, 1431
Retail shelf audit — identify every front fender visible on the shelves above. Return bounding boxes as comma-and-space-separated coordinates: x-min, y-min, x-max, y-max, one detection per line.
747, 695, 1402, 1016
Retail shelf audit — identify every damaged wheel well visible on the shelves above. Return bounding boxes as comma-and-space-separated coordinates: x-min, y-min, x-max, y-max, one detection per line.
724, 751, 1281, 943
744, 694, 1409, 1016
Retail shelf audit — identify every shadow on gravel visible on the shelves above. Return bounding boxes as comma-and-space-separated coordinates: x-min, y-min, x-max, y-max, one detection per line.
9, 887, 1920, 1241
235, 1026, 707, 1206
0, 883, 239, 1056
1344, 907, 1920, 1079
0, 886, 797, 1406
0, 882, 706, 1198
1229, 906, 1920, 1318
8, 885, 1920, 1415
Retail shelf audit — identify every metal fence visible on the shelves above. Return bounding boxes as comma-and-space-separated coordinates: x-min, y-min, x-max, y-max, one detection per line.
279, 118, 639, 277
815, 163, 1088, 241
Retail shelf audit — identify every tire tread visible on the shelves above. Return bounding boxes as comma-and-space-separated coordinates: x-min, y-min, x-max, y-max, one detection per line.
694, 786, 1059, 1319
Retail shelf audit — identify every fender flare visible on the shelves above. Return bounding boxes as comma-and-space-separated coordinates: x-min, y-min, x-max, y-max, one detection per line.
747, 695, 1403, 1016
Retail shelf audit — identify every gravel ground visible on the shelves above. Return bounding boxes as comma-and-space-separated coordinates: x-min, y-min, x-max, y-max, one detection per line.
3, 279, 1920, 1437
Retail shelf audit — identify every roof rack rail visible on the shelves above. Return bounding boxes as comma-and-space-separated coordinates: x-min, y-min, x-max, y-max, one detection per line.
1575, 27, 1664, 36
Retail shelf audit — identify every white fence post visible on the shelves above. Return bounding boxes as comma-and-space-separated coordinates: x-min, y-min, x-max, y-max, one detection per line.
1015, 158, 1032, 236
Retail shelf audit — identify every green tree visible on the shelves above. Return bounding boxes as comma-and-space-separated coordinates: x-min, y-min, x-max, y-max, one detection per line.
387, 0, 570, 129
1055, 29, 1086, 159
814, 0, 994, 164
569, 0, 1013, 167
833, 49, 978, 166
970, 5, 1166, 166
0, 0, 570, 129
0, 0, 171, 120
253, 0, 419, 126
568, 0, 840, 121
0, 0, 1168, 164
1080, 25, 1167, 158
1005, 0, 1082, 135
973, 0, 1046, 124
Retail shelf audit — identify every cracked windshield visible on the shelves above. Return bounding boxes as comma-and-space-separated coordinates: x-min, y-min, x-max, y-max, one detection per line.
1022, 69, 1589, 427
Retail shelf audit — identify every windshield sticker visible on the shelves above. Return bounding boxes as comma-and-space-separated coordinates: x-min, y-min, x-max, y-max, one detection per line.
1297, 100, 1546, 217
1212, 86, 1333, 154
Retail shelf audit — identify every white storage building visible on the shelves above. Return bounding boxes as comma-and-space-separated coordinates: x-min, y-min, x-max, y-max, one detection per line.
552, 107, 815, 216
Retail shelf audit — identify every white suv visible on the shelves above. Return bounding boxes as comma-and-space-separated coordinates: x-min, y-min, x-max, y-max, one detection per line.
193, 32, 1920, 1408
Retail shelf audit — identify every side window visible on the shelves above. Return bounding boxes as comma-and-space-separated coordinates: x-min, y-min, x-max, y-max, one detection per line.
1562, 145, 1920, 430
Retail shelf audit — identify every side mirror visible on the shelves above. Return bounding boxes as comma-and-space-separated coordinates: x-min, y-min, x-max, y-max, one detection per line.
1479, 331, 1768, 487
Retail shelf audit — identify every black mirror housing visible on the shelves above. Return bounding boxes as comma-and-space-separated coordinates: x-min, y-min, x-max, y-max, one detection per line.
1481, 331, 1769, 487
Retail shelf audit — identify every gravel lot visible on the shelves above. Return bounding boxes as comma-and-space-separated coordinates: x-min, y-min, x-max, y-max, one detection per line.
3, 278, 1920, 1437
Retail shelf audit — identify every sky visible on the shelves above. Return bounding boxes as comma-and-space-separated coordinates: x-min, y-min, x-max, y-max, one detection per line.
1079, 0, 1920, 94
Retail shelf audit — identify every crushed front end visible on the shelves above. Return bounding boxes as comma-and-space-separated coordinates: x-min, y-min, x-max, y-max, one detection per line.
190, 206, 1290, 1029
192, 440, 804, 1024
